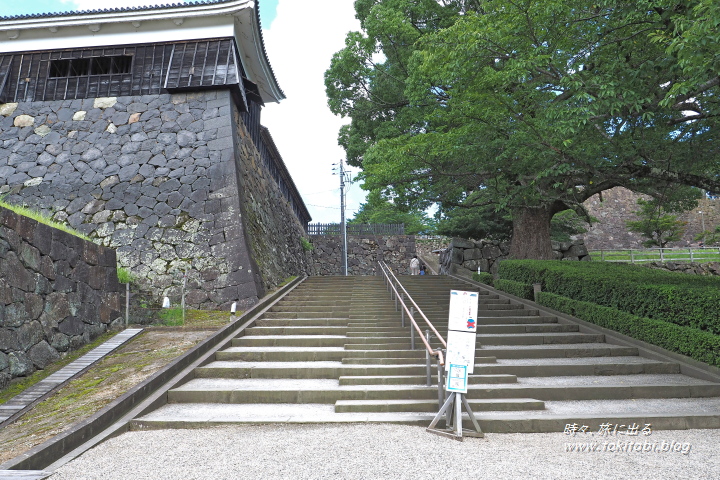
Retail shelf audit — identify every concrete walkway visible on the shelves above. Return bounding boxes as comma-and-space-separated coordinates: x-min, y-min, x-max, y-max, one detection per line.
47, 424, 720, 480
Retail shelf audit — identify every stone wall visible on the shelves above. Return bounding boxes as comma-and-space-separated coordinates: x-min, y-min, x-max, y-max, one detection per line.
439, 237, 590, 277
582, 187, 720, 250
307, 235, 415, 275
645, 261, 720, 276
0, 206, 122, 388
0, 90, 309, 309
230, 115, 309, 299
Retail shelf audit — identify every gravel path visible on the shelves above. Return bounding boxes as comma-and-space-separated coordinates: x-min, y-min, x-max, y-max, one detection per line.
50, 424, 720, 480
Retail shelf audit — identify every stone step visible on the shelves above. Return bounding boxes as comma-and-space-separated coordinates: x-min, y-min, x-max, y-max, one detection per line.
349, 331, 588, 345
477, 316, 559, 324
338, 374, 517, 385
166, 378, 720, 404
232, 336, 349, 348
244, 326, 349, 336
269, 306, 352, 313
478, 303, 525, 311
132, 399, 720, 432
477, 309, 540, 317
262, 312, 355, 319
342, 357, 498, 365
255, 318, 350, 327
335, 398, 544, 413
196, 358, 678, 380
478, 344, 638, 359
216, 347, 347, 362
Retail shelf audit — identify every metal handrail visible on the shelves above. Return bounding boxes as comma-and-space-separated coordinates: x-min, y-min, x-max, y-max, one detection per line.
380, 261, 447, 349
378, 261, 445, 365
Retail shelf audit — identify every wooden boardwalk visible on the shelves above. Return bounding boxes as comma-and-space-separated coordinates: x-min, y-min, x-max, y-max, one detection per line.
0, 470, 52, 479
0, 328, 143, 427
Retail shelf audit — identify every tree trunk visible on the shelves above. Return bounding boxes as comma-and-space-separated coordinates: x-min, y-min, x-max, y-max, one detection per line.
508, 205, 555, 260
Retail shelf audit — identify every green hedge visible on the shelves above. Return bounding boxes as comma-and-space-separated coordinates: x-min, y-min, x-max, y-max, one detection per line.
537, 292, 720, 368
495, 279, 534, 300
472, 272, 494, 286
498, 260, 720, 335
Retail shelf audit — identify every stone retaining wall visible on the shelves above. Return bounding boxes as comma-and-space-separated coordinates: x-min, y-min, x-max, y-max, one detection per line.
0, 90, 308, 309
439, 237, 590, 277
307, 235, 415, 275
0, 206, 122, 388
645, 261, 720, 276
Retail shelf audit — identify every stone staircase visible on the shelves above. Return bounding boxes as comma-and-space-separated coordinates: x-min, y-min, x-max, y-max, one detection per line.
132, 275, 720, 432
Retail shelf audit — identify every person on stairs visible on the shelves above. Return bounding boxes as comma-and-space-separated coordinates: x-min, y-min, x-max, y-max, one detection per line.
410, 255, 420, 275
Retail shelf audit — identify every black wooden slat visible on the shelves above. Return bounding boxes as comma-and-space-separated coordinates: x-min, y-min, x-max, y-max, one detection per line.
163, 44, 176, 90
13, 54, 23, 101
200, 41, 210, 86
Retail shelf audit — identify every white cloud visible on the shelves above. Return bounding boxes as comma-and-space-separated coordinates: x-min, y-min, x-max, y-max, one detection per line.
261, 0, 365, 223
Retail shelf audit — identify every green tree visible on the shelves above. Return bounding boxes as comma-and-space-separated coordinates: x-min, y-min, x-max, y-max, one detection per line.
350, 190, 435, 234
326, 0, 720, 259
626, 199, 687, 248
435, 201, 590, 242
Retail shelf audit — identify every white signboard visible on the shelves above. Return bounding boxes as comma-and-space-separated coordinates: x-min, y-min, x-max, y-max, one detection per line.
448, 290, 478, 332
446, 364, 469, 394
445, 330, 477, 373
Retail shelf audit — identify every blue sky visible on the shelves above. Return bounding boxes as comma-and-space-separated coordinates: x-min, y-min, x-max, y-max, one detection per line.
0, 0, 279, 26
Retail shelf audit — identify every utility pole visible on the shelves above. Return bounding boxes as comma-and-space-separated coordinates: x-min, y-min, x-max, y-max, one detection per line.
334, 159, 350, 276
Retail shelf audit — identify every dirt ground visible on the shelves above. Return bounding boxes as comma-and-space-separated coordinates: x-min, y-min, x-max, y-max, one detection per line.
0, 326, 220, 465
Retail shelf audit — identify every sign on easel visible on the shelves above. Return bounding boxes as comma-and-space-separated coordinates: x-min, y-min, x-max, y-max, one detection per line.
445, 330, 477, 373
446, 364, 468, 394
426, 289, 484, 440
448, 290, 478, 332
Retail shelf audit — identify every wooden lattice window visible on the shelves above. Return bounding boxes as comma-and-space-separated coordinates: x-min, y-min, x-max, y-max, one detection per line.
48, 56, 132, 78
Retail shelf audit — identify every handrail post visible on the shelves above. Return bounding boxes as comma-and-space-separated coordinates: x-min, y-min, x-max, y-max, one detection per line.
401, 295, 405, 327
437, 353, 445, 411
410, 307, 415, 350
425, 330, 431, 387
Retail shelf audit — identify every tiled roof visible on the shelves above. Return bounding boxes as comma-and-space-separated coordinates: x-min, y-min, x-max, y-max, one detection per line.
0, 0, 233, 21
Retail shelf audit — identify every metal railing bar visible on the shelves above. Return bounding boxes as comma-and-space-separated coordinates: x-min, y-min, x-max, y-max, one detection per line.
378, 262, 444, 365
380, 261, 447, 348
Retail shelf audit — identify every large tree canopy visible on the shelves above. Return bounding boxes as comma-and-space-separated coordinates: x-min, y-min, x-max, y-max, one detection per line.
349, 189, 436, 234
326, 0, 720, 258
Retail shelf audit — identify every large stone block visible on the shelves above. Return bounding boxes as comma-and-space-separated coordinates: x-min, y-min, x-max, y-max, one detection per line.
58, 316, 85, 336
28, 340, 60, 369
9, 352, 34, 377
0, 252, 35, 292
0, 328, 20, 351
463, 248, 481, 261
17, 320, 44, 350
51, 332, 71, 352
2, 303, 28, 327
451, 247, 464, 265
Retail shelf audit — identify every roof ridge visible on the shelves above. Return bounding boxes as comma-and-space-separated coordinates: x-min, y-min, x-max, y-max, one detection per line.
0, 0, 234, 21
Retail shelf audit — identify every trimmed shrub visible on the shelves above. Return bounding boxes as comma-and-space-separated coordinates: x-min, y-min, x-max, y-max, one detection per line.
537, 292, 720, 368
495, 279, 534, 300
472, 272, 494, 286
498, 260, 720, 335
